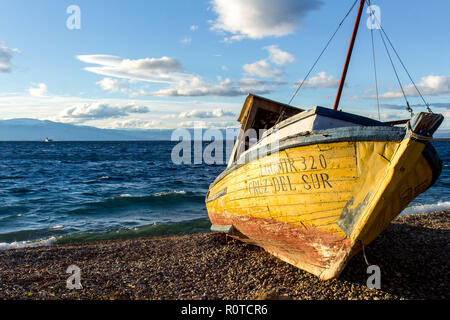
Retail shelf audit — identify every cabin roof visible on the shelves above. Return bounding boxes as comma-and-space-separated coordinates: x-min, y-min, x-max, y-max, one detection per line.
312, 106, 387, 126
237, 94, 303, 124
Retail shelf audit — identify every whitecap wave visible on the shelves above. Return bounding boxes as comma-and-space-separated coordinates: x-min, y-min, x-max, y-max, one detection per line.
401, 201, 450, 215
153, 190, 186, 197
0, 236, 56, 250
118, 194, 132, 197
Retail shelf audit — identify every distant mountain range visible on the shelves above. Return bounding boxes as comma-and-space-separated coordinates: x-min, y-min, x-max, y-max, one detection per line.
0, 118, 447, 141
0, 118, 175, 141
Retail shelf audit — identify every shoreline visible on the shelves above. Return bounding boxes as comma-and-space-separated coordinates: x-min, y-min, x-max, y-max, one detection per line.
0, 211, 448, 300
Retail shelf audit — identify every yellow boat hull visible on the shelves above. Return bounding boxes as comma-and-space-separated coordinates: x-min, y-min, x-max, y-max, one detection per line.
206, 134, 440, 279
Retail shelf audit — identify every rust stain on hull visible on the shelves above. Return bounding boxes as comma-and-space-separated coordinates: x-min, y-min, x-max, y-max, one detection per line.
209, 211, 361, 280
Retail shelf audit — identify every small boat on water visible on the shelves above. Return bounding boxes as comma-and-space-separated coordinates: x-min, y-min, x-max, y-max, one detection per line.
205, 0, 444, 280
44, 137, 53, 142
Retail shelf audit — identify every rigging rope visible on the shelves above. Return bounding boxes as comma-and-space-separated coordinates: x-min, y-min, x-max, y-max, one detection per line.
362, 244, 370, 266
368, 0, 381, 120
287, 0, 359, 106
379, 25, 432, 113
377, 26, 413, 115
284, 0, 433, 124
364, 0, 432, 114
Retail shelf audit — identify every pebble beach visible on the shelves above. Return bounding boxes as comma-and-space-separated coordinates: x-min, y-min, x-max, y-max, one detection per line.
0, 211, 448, 300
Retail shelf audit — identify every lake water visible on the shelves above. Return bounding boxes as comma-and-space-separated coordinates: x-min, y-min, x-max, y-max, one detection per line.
0, 141, 448, 249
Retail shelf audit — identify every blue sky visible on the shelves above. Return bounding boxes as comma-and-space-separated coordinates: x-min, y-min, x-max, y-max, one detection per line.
0, 0, 449, 132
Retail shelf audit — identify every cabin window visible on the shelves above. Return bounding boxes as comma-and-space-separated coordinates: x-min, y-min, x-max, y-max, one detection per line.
227, 95, 304, 167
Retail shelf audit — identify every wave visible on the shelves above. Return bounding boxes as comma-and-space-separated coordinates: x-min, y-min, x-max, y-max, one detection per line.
0, 236, 56, 250
115, 190, 187, 198
1, 199, 449, 250
54, 217, 211, 245
0, 213, 23, 221
67, 190, 204, 215
0, 226, 66, 243
153, 190, 186, 197
0, 217, 211, 250
401, 201, 450, 215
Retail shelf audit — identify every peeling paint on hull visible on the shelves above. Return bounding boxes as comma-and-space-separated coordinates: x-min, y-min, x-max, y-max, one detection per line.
206, 127, 441, 280
209, 211, 361, 280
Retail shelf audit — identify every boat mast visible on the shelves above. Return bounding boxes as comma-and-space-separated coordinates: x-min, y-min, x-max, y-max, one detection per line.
333, 0, 366, 111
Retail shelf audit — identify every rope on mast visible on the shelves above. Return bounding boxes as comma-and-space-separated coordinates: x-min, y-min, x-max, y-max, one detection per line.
287, 0, 359, 106
380, 26, 432, 113
368, 0, 381, 120
364, 0, 432, 114
377, 26, 413, 115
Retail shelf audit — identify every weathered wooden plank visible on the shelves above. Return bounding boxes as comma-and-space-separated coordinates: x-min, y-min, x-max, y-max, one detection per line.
206, 134, 439, 280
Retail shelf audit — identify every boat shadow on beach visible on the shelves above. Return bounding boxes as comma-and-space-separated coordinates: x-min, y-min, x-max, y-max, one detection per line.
338, 213, 449, 299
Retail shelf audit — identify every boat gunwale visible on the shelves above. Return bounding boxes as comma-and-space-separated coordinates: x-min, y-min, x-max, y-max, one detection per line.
208, 125, 407, 193
261, 106, 388, 140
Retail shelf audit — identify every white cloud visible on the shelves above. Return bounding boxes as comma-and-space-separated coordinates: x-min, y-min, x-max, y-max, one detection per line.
181, 37, 192, 44
190, 25, 199, 31
0, 93, 243, 129
177, 120, 239, 129
179, 108, 235, 119
0, 42, 19, 73
28, 83, 48, 97
96, 77, 130, 93
210, 0, 322, 41
60, 103, 150, 120
138, 76, 276, 97
108, 119, 162, 129
221, 34, 247, 44
78, 52, 284, 97
363, 88, 374, 96
238, 78, 284, 87
242, 46, 294, 79
295, 71, 339, 89
161, 114, 178, 119
243, 59, 282, 78
378, 75, 450, 99
376, 102, 450, 111
178, 120, 209, 128
440, 109, 450, 118
76, 54, 190, 84
264, 45, 295, 66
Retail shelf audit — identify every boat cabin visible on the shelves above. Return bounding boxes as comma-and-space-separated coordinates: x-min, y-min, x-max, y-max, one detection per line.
228, 94, 303, 166
228, 94, 387, 167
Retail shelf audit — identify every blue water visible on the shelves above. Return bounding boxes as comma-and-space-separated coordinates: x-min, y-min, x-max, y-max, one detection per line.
0, 141, 448, 248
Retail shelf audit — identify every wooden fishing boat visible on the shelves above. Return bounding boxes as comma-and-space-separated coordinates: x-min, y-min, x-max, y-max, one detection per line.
205, 0, 444, 280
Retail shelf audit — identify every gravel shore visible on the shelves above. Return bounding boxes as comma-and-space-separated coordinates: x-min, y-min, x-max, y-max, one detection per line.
0, 211, 448, 300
